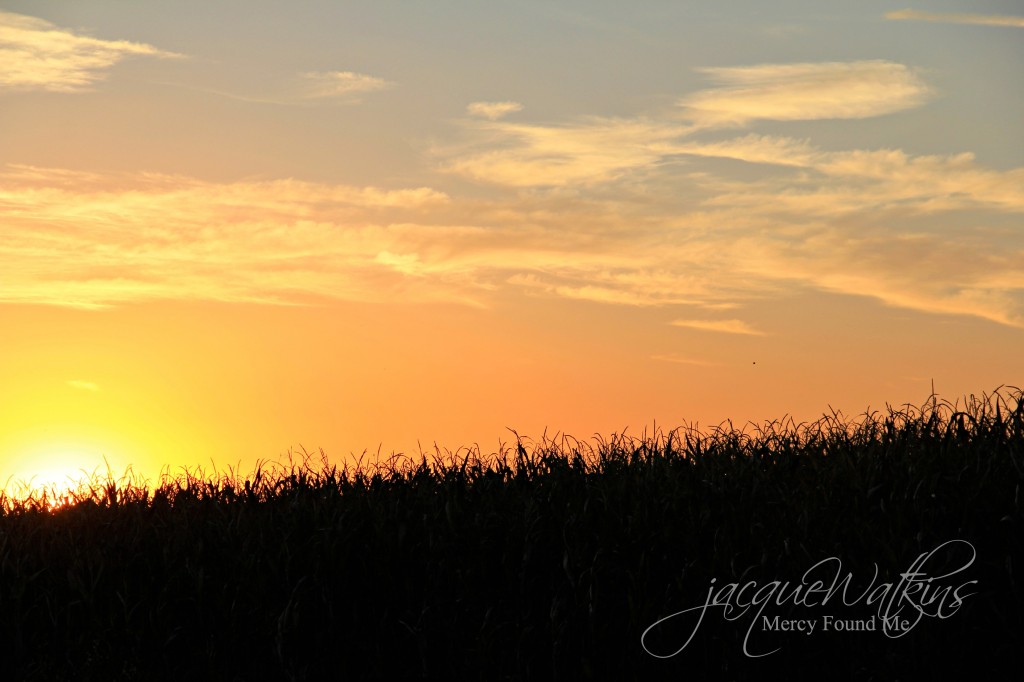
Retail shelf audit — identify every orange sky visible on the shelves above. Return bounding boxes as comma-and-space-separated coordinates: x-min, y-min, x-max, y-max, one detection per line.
1, 2, 1022, 494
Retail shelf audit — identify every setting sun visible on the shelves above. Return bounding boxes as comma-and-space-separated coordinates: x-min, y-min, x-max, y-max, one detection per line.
1, 432, 121, 496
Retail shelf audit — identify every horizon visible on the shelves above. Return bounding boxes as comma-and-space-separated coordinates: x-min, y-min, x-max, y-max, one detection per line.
1, 1, 1022, 494
4, 384, 1019, 507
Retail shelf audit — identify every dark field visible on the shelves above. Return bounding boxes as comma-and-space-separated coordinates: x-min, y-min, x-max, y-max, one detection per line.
1, 389, 1022, 681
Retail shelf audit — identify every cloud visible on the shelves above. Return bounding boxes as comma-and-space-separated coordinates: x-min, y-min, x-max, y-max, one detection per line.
0, 166, 462, 308
67, 380, 100, 392
552, 284, 667, 307
666, 134, 1024, 327
677, 134, 820, 167
3, 134, 1022, 328
467, 101, 524, 120
736, 228, 1024, 328
507, 268, 737, 309
677, 134, 1024, 213
650, 353, 717, 366
670, 319, 766, 335
302, 70, 392, 99
678, 61, 932, 127
0, 164, 755, 313
886, 9, 1024, 28
440, 116, 693, 186
440, 61, 930, 187
0, 10, 182, 92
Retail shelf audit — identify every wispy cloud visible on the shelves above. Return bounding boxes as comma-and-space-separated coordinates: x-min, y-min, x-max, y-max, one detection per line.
678, 61, 932, 127
0, 10, 182, 92
736, 228, 1024, 328
4, 98, 1023, 330
677, 134, 1024, 213
440, 116, 693, 186
467, 101, 524, 120
669, 132, 1024, 327
0, 164, 751, 312
0, 166, 462, 308
439, 88, 1024, 328
670, 319, 766, 335
302, 70, 392, 99
886, 9, 1024, 28
440, 60, 932, 188
650, 353, 717, 366
67, 380, 100, 392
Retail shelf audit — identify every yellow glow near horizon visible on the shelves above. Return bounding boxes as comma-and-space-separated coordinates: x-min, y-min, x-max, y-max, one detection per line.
0, 369, 175, 503
2, 437, 112, 502
0, 417, 222, 504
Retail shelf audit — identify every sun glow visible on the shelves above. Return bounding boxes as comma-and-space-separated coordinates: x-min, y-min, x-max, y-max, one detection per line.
2, 440, 120, 507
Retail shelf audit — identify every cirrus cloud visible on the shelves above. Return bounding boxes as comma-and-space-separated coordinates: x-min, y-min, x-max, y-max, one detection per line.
66, 380, 100, 392
466, 101, 524, 120
302, 70, 392, 99
3, 108, 1022, 330
678, 60, 932, 127
886, 9, 1024, 29
0, 164, 747, 312
0, 10, 182, 92
440, 60, 933, 188
670, 319, 766, 335
440, 116, 693, 187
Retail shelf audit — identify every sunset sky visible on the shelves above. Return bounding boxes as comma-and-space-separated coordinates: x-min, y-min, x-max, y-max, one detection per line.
2, 1, 1022, 493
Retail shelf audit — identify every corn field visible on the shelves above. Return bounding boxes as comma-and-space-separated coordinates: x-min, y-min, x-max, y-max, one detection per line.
1, 388, 1021, 680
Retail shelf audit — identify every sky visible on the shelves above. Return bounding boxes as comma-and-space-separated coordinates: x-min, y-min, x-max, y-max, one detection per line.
1, 0, 1022, 494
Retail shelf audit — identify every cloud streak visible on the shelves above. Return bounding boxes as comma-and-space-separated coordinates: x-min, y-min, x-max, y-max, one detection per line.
678, 61, 932, 127
677, 134, 1024, 213
467, 101, 524, 120
302, 71, 392, 99
67, 380, 100, 392
440, 116, 693, 186
886, 9, 1024, 28
670, 319, 765, 335
650, 353, 717, 366
0, 10, 182, 92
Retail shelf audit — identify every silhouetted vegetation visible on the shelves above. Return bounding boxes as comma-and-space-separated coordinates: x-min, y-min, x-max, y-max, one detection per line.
1, 389, 1022, 680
